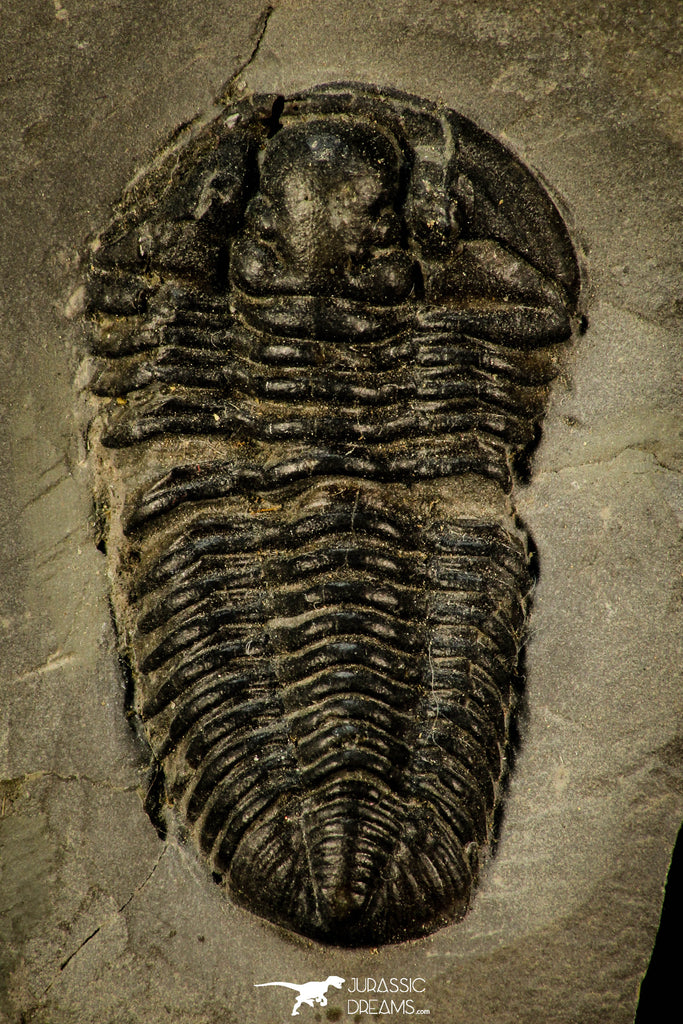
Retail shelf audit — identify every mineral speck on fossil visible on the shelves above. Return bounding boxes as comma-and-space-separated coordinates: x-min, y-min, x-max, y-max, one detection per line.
78, 82, 581, 946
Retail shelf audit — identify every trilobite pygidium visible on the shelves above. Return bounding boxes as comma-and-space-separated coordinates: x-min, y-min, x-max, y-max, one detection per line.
81, 83, 580, 945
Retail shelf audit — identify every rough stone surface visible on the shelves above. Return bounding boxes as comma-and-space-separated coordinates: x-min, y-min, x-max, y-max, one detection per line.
1, 1, 681, 1022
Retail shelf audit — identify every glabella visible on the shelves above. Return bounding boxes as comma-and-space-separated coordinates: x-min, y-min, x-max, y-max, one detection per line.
347, 978, 426, 993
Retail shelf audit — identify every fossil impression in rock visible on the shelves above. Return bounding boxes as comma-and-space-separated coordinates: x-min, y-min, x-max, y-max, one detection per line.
80, 83, 580, 945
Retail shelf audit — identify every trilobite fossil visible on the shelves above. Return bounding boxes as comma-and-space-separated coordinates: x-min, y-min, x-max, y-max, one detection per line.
79, 83, 580, 945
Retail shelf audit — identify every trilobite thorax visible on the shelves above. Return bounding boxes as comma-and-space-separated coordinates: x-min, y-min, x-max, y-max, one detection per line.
80, 84, 580, 945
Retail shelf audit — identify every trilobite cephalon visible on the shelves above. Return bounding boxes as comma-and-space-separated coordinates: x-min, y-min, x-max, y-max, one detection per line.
79, 83, 580, 945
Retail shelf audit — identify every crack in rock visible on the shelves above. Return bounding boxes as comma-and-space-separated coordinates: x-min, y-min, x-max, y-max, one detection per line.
0, 770, 141, 796
39, 847, 167, 999
216, 4, 275, 102
532, 443, 683, 480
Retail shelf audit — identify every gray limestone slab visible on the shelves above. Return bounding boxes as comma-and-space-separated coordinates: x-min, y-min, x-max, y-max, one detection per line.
1, 2, 681, 1022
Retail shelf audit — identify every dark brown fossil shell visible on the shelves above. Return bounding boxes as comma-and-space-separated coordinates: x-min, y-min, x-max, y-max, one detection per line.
79, 83, 580, 946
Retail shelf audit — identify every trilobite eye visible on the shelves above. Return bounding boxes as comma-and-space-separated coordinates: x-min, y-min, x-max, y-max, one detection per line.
244, 195, 276, 237
367, 207, 402, 247
80, 83, 580, 947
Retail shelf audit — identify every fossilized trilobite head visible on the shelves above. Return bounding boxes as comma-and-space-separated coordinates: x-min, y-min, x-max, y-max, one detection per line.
78, 83, 580, 946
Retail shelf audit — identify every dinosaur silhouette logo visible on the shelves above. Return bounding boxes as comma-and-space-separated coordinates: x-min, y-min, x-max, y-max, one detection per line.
255, 975, 345, 1016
